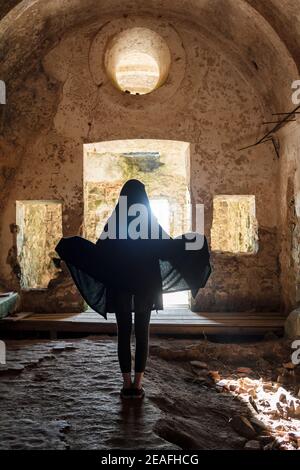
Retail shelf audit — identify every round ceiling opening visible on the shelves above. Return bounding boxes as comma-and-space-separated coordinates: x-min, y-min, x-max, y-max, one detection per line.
105, 27, 171, 95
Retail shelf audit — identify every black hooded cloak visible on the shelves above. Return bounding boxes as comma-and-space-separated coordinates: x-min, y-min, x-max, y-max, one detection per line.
55, 179, 211, 319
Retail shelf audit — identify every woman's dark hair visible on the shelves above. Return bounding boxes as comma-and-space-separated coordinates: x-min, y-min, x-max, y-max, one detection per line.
98, 179, 152, 240
119, 179, 150, 208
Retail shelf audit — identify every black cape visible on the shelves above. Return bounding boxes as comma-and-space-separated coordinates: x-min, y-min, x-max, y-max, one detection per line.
55, 229, 211, 319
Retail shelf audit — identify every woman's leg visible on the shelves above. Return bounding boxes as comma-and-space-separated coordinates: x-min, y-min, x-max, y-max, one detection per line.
115, 310, 133, 388
133, 309, 152, 388
113, 287, 133, 388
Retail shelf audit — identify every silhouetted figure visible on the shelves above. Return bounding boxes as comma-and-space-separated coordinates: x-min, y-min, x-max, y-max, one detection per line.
55, 179, 211, 399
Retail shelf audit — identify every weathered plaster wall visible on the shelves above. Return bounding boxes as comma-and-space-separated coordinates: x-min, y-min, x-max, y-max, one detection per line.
0, 1, 296, 111
0, 13, 282, 313
278, 122, 300, 313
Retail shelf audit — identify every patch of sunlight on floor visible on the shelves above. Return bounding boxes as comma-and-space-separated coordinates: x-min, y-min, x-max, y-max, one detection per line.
163, 290, 189, 308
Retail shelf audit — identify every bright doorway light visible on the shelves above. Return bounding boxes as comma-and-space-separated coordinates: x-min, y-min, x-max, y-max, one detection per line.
150, 198, 170, 234
149, 198, 189, 308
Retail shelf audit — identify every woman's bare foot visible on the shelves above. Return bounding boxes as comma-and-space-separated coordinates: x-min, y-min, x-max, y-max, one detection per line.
122, 372, 132, 389
133, 372, 144, 390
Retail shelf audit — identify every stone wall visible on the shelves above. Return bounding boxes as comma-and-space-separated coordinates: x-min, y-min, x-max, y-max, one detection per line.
278, 122, 300, 313
0, 14, 282, 312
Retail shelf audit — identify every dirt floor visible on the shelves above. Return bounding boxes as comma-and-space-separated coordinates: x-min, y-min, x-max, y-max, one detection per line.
0, 335, 299, 450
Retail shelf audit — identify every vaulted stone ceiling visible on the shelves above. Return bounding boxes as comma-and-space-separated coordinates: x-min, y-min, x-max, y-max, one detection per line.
0, 0, 299, 111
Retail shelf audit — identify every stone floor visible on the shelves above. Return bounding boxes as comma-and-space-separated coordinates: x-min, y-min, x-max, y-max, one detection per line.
0, 335, 299, 450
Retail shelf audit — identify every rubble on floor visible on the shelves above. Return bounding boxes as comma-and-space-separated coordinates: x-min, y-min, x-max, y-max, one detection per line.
0, 336, 299, 450
151, 337, 300, 450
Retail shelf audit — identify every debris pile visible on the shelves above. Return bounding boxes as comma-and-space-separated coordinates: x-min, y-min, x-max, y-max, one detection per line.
190, 360, 300, 450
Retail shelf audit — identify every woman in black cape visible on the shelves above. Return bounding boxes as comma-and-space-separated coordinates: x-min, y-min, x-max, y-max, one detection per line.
55, 179, 211, 399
